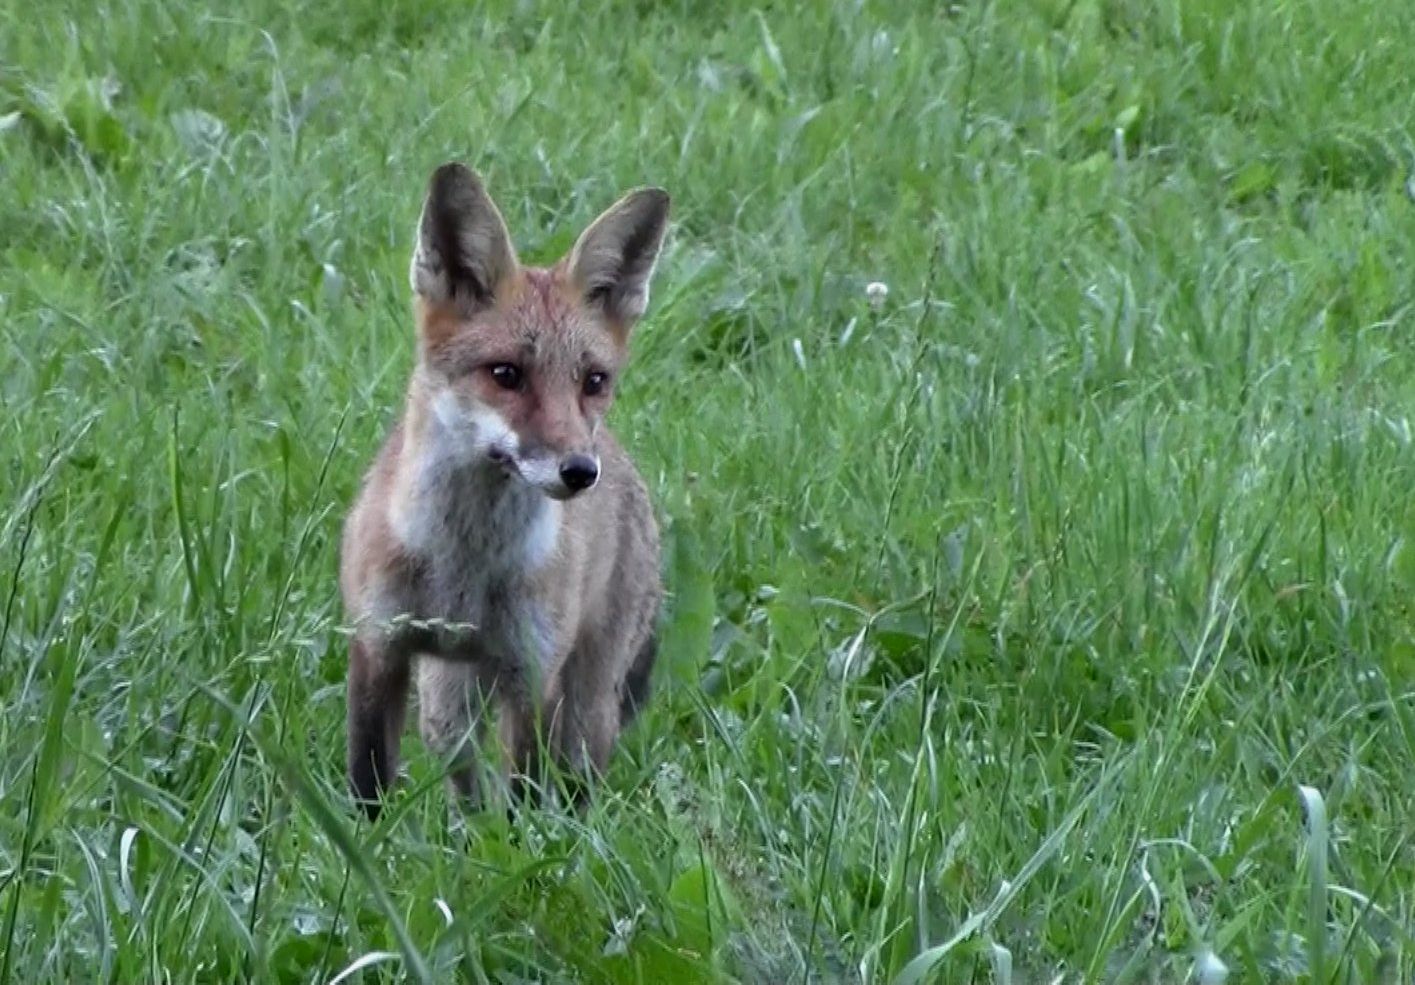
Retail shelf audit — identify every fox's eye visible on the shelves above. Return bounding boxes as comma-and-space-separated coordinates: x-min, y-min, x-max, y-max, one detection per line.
583, 371, 609, 397
488, 364, 522, 390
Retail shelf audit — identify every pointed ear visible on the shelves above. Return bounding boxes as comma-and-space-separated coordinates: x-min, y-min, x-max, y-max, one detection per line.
410, 163, 518, 307
565, 187, 670, 329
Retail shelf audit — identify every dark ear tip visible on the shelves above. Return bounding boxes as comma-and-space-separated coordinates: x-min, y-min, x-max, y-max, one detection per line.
615, 188, 670, 235
428, 161, 484, 199
637, 187, 671, 214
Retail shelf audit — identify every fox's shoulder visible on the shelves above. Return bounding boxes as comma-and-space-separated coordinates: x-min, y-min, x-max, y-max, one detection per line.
575, 426, 658, 550
590, 427, 647, 499
339, 419, 408, 598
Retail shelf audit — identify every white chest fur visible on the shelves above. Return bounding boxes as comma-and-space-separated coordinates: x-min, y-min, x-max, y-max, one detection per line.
388, 432, 562, 637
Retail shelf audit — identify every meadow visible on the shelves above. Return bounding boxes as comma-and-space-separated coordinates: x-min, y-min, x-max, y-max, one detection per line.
3, 0, 1415, 981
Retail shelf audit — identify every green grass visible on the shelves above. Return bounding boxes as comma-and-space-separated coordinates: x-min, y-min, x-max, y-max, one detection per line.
3, 0, 1415, 981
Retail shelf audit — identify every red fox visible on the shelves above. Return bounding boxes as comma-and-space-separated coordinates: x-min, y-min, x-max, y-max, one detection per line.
339, 162, 669, 818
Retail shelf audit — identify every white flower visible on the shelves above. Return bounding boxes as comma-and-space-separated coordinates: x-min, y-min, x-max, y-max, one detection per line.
1194, 949, 1228, 984
866, 281, 888, 310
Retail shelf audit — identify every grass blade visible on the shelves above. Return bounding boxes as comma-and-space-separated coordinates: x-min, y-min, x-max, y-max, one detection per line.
267, 748, 432, 985
1298, 784, 1329, 984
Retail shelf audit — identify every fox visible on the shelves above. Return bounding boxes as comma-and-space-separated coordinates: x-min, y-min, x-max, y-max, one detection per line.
339, 162, 669, 819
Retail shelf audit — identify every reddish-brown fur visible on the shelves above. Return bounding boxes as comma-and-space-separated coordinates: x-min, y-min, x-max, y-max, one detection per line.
340, 163, 669, 817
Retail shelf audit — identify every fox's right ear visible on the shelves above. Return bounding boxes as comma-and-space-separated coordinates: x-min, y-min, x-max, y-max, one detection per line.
410, 163, 518, 308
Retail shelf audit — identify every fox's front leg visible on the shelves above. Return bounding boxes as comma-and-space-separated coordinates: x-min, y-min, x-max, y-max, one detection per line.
541, 629, 657, 808
548, 683, 619, 778
416, 659, 488, 808
500, 698, 544, 809
499, 642, 627, 810
346, 635, 411, 819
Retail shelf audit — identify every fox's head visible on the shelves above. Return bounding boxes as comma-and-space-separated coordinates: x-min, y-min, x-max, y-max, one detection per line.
407, 162, 669, 501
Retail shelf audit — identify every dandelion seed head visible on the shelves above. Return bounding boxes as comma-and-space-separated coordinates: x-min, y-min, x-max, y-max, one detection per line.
866, 281, 889, 310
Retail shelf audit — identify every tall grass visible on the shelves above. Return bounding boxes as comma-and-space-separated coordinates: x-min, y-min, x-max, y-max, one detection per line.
3, 0, 1414, 980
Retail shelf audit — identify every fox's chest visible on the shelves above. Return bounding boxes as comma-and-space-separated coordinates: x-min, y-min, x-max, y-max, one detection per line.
419, 559, 557, 674
392, 463, 561, 662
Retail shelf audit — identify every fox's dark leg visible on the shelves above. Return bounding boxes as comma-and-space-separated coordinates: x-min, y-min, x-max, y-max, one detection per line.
618, 631, 658, 728
347, 635, 411, 820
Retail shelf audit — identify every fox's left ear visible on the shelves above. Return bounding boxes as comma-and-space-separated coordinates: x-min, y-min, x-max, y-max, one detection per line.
566, 188, 671, 330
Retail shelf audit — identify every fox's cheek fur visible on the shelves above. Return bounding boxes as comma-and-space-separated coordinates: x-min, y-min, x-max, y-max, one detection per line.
428, 387, 518, 465
426, 385, 600, 500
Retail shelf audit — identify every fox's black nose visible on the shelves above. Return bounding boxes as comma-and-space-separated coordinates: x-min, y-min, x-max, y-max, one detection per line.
559, 454, 600, 493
